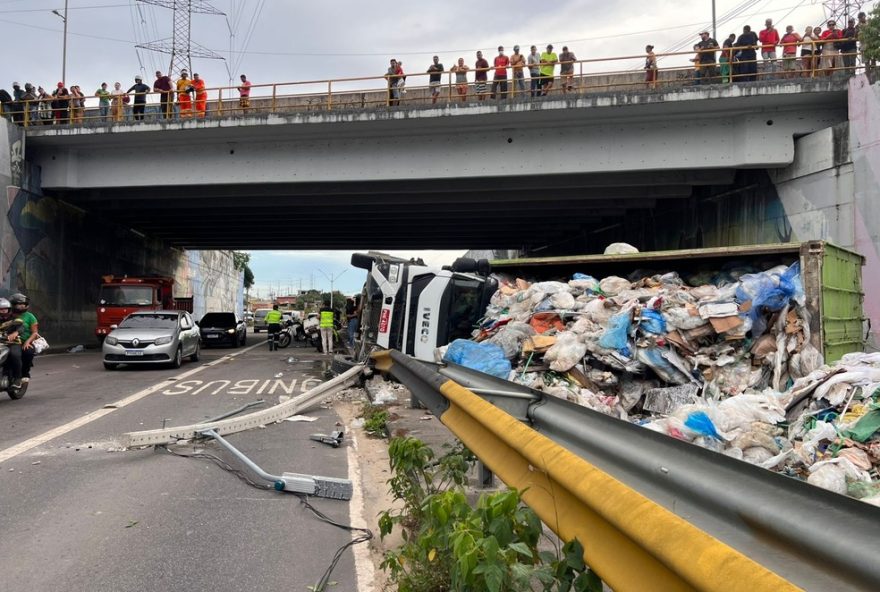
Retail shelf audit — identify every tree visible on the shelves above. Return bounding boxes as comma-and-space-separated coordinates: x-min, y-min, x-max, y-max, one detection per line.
231, 251, 254, 290
862, 7, 880, 71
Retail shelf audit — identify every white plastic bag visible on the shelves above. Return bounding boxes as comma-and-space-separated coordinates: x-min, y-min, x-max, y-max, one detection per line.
543, 331, 587, 372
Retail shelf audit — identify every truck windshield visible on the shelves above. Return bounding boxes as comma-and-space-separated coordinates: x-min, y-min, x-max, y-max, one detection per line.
448, 278, 482, 342
100, 285, 154, 306
119, 313, 179, 329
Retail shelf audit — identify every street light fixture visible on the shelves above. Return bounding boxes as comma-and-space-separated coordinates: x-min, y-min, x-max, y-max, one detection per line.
51, 1, 69, 85
318, 269, 348, 310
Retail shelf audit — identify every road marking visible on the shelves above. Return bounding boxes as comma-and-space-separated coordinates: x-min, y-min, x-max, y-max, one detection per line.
0, 341, 263, 464
347, 429, 377, 592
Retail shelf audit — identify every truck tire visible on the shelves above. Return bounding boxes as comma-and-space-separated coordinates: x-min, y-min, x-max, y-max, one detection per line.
330, 354, 361, 376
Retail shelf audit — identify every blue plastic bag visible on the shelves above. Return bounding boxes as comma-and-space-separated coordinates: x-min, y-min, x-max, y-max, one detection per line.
443, 339, 512, 379
639, 309, 667, 334
736, 262, 803, 336
599, 311, 632, 352
684, 411, 722, 440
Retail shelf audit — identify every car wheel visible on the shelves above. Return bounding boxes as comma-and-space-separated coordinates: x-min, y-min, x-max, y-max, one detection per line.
189, 341, 200, 362
170, 346, 183, 369
104, 362, 118, 371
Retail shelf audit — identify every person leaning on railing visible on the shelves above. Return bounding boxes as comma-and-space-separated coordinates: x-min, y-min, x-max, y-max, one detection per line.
153, 71, 173, 119
801, 26, 818, 76
780, 26, 802, 79
839, 17, 858, 74
644, 45, 658, 89
734, 25, 759, 82
720, 34, 736, 83
95, 82, 110, 121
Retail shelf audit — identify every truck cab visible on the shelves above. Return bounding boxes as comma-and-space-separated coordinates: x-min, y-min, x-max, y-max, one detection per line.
351, 252, 496, 362
96, 276, 175, 342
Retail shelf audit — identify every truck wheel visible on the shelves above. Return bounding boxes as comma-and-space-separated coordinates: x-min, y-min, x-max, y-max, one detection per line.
331, 354, 361, 376
103, 362, 117, 371
170, 347, 183, 369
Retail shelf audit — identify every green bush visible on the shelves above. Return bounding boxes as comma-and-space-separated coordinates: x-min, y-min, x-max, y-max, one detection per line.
378, 437, 602, 592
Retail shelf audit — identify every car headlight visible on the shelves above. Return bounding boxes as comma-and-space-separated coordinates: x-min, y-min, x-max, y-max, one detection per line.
154, 335, 173, 346
105, 336, 118, 346
227, 328, 236, 334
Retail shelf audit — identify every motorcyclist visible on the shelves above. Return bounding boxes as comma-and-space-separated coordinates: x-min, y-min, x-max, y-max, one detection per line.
0, 297, 24, 388
9, 293, 39, 383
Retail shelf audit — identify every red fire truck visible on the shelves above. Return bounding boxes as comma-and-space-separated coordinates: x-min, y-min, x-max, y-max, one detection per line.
96, 276, 192, 342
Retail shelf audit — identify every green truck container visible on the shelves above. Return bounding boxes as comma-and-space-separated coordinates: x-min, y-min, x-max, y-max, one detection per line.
491, 241, 865, 363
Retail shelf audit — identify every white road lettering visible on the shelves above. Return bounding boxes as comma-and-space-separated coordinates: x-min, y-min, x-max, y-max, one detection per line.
193, 380, 231, 395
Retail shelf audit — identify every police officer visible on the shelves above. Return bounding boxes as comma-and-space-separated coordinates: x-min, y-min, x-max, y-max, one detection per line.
264, 304, 283, 350
319, 300, 335, 355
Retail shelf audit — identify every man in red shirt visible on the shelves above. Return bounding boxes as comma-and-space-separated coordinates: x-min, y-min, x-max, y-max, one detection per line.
238, 74, 252, 114
491, 46, 510, 100
758, 18, 780, 79
779, 26, 801, 78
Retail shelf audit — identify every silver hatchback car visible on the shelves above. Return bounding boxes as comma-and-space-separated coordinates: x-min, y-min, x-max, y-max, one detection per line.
102, 310, 201, 370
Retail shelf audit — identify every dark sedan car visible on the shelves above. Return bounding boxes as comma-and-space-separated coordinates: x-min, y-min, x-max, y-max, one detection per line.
198, 312, 247, 347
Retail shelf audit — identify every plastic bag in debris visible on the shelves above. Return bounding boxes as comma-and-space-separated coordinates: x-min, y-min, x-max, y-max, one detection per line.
598, 276, 631, 296
604, 242, 639, 255
570, 273, 600, 293
663, 307, 707, 331
550, 291, 576, 310
598, 310, 632, 353
714, 392, 787, 432
736, 262, 804, 336
639, 309, 667, 334
619, 376, 658, 411
635, 346, 693, 385
443, 339, 512, 379
530, 281, 571, 295
807, 462, 848, 494
684, 410, 723, 440
800, 420, 839, 459
486, 322, 535, 360
543, 331, 587, 372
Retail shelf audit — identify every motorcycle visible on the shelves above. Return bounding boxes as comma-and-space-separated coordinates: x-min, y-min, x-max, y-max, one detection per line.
276, 319, 307, 349
0, 343, 27, 400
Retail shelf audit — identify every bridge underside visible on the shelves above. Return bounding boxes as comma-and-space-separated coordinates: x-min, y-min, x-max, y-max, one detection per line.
52, 169, 736, 250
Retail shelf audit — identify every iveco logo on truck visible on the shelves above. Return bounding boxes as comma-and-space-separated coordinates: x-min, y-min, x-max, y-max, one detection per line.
420, 308, 432, 343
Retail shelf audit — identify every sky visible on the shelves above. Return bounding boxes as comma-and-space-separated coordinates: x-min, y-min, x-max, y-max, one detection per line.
1, 0, 869, 297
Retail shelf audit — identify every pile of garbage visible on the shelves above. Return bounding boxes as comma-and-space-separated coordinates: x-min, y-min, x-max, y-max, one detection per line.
440, 263, 880, 504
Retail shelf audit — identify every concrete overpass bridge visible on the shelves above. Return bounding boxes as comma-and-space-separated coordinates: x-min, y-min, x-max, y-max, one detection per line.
4, 75, 880, 345
22, 79, 849, 251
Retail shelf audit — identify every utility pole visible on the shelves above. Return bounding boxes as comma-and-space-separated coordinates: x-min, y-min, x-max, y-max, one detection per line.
136, 0, 225, 77
318, 269, 348, 310
51, 1, 69, 85
711, 0, 717, 40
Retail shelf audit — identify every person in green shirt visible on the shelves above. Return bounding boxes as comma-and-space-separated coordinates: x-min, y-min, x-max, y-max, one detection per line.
265, 304, 283, 350
10, 293, 38, 382
539, 45, 558, 96
95, 82, 111, 121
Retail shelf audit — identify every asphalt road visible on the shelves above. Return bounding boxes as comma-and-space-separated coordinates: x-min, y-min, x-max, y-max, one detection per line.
0, 334, 368, 592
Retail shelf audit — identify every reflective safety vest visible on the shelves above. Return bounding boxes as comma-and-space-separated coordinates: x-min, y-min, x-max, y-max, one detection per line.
320, 310, 334, 328
265, 309, 283, 324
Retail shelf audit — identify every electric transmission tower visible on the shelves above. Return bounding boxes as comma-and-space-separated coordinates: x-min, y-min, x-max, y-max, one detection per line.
823, 0, 864, 23
136, 0, 225, 77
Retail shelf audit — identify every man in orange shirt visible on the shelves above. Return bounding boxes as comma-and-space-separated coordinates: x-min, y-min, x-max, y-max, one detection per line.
192, 73, 207, 118
176, 70, 193, 119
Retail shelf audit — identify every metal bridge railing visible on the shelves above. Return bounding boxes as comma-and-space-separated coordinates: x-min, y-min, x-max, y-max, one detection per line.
0, 43, 863, 128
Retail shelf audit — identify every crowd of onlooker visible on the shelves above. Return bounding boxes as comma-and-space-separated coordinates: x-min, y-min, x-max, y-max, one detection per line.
0, 11, 875, 122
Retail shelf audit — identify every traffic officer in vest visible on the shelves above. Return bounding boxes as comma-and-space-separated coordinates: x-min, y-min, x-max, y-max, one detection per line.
265, 304, 283, 350
319, 299, 335, 355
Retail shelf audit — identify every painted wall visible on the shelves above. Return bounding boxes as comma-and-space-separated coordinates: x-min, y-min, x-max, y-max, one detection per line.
1, 118, 243, 346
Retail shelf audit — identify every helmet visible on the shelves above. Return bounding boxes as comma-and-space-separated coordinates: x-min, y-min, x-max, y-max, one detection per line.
0, 298, 10, 309
9, 293, 28, 306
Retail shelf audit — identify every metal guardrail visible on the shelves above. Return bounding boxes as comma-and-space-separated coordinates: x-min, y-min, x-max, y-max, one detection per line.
1, 44, 862, 127
374, 349, 880, 592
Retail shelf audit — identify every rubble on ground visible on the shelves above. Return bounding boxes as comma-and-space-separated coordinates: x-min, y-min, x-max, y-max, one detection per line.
440, 263, 880, 503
